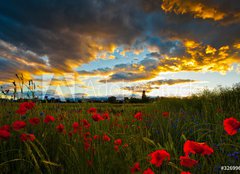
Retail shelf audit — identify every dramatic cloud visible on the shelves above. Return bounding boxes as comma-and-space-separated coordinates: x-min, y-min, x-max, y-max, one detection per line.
122, 79, 198, 93
0, 0, 145, 80
143, 0, 240, 23
84, 39, 240, 82
0, 0, 240, 87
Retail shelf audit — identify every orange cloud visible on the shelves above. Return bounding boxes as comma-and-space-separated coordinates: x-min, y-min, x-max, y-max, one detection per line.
161, 0, 225, 21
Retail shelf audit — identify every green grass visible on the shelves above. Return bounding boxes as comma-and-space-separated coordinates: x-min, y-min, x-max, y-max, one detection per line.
0, 85, 240, 174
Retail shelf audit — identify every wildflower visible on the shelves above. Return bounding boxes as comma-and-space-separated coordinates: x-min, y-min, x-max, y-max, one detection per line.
84, 132, 91, 139
56, 124, 64, 133
162, 112, 170, 117
134, 112, 143, 121
180, 156, 198, 168
28, 134, 36, 141
72, 122, 79, 129
20, 133, 35, 142
143, 168, 154, 174
183, 140, 214, 156
44, 115, 55, 123
123, 143, 129, 148
114, 145, 119, 152
103, 134, 111, 142
93, 135, 100, 140
0, 130, 10, 140
23, 101, 35, 110
87, 107, 97, 114
16, 107, 27, 115
29, 117, 40, 125
102, 112, 110, 120
92, 113, 104, 122
223, 117, 240, 136
181, 172, 191, 174
12, 120, 26, 131
0, 125, 10, 131
16, 101, 35, 115
227, 151, 240, 160
148, 150, 170, 167
40, 112, 45, 117
114, 139, 122, 146
130, 162, 140, 173
20, 133, 28, 141
82, 119, 91, 129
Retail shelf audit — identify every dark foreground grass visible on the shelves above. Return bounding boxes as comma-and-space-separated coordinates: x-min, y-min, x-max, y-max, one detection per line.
0, 86, 240, 174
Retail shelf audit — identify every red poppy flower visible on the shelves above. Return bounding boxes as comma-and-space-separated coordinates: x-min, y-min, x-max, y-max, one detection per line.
148, 150, 170, 167
20, 133, 28, 141
82, 119, 91, 129
92, 113, 104, 122
0, 130, 11, 140
44, 115, 55, 123
23, 101, 35, 110
16, 108, 27, 115
84, 132, 91, 138
143, 168, 154, 174
183, 140, 214, 156
12, 120, 26, 131
16, 102, 35, 115
114, 139, 122, 146
72, 122, 79, 129
93, 135, 100, 140
0, 125, 10, 131
123, 143, 129, 148
18, 101, 34, 110
130, 162, 141, 173
87, 107, 97, 114
180, 156, 198, 168
181, 172, 191, 174
56, 124, 64, 132
114, 145, 119, 152
134, 112, 143, 121
28, 134, 36, 141
20, 133, 35, 142
103, 134, 111, 142
102, 112, 110, 120
223, 117, 240, 136
162, 112, 170, 117
29, 118, 40, 125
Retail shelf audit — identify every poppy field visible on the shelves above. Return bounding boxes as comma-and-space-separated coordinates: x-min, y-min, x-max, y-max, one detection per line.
0, 90, 240, 174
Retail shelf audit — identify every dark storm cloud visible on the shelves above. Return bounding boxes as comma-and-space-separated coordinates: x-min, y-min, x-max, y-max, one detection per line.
0, 0, 146, 72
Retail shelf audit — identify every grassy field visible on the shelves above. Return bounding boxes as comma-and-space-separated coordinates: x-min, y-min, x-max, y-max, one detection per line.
0, 86, 240, 174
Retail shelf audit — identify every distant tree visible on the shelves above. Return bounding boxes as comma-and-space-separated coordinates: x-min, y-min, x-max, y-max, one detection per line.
129, 97, 142, 103
108, 96, 117, 103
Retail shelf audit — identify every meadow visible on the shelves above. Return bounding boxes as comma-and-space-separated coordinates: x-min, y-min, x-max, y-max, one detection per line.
0, 86, 240, 174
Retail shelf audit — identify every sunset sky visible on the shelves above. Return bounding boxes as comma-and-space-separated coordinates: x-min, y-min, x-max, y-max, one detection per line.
0, 0, 240, 99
